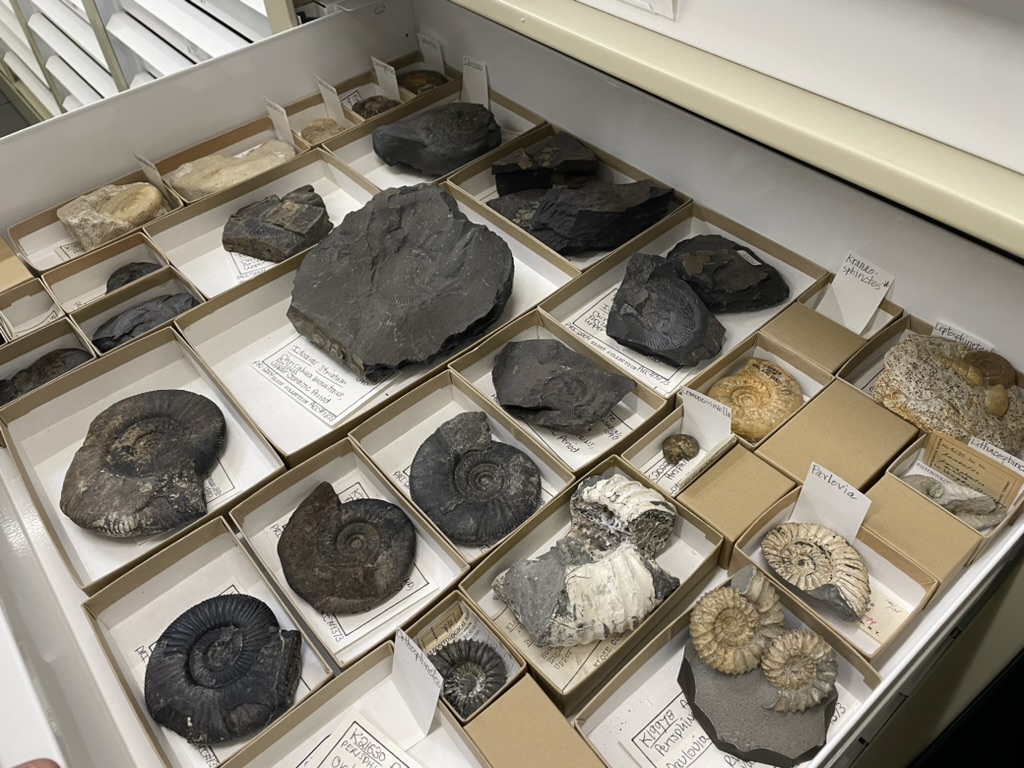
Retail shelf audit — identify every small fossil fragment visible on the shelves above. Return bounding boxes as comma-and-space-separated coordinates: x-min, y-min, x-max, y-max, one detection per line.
708, 358, 804, 442
668, 234, 790, 313
60, 389, 226, 537
300, 117, 343, 144
92, 293, 200, 352
663, 434, 700, 464
761, 522, 870, 621
57, 182, 171, 251
352, 95, 401, 119
760, 629, 838, 713
277, 482, 417, 614
0, 348, 92, 406
427, 638, 507, 718
902, 473, 1007, 531
372, 102, 502, 175
222, 185, 332, 263
144, 594, 302, 744
106, 261, 162, 293
398, 69, 447, 94
569, 473, 676, 557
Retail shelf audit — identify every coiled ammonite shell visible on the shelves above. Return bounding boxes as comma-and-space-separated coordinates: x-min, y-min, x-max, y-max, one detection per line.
569, 473, 676, 557
663, 433, 699, 464
760, 629, 838, 713
398, 69, 448, 95
427, 638, 507, 718
410, 411, 542, 546
60, 389, 226, 537
277, 482, 417, 614
144, 594, 302, 744
761, 522, 870, 621
708, 358, 803, 442
352, 95, 401, 119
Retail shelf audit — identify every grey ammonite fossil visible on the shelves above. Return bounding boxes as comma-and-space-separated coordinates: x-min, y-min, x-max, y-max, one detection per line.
277, 482, 417, 614
761, 629, 839, 713
427, 638, 508, 718
409, 411, 542, 546
144, 594, 302, 744
60, 389, 226, 537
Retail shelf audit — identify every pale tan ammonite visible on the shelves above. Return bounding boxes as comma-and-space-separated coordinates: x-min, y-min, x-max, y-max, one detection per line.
707, 358, 804, 442
761, 629, 839, 713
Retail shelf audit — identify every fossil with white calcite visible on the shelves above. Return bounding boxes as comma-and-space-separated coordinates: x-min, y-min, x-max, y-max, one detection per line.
902, 473, 1007, 531
569, 473, 676, 557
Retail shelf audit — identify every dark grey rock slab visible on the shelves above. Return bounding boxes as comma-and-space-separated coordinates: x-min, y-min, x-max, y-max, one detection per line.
669, 234, 790, 312
0, 348, 92, 406
486, 188, 547, 232
491, 338, 635, 433
222, 185, 332, 264
287, 184, 514, 382
92, 293, 200, 352
106, 261, 161, 293
606, 251, 725, 366
491, 132, 599, 195
372, 102, 502, 176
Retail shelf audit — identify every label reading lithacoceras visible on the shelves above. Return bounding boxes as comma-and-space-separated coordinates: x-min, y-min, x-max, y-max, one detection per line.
830, 252, 894, 335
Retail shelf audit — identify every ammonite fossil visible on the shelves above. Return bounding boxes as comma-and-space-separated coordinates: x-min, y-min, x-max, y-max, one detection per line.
663, 433, 699, 464
409, 412, 542, 546
277, 482, 417, 614
352, 95, 400, 119
708, 358, 804, 442
0, 348, 91, 406
760, 629, 838, 713
92, 293, 200, 352
569, 473, 676, 557
106, 261, 161, 293
690, 577, 784, 675
427, 638, 507, 718
902, 474, 1007, 531
761, 522, 870, 622
144, 594, 302, 744
60, 390, 226, 537
398, 69, 447, 94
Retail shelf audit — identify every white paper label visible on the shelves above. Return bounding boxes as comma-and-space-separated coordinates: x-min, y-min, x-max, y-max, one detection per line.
265, 98, 294, 144
340, 89, 363, 109
969, 437, 1024, 477
461, 56, 489, 109
305, 711, 426, 768
371, 57, 401, 102
54, 238, 87, 262
417, 33, 445, 74
228, 250, 274, 282
682, 387, 733, 437
796, 463, 870, 542
830, 252, 894, 334
857, 579, 909, 645
316, 76, 348, 125
931, 321, 991, 352
8, 306, 59, 338
393, 629, 443, 740
134, 154, 171, 199
203, 460, 237, 503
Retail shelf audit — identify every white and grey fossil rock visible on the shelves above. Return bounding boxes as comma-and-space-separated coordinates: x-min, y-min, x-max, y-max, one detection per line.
902, 473, 1007, 531
569, 473, 676, 557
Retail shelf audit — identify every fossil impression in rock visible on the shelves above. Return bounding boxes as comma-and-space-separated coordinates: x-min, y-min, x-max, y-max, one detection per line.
372, 102, 502, 176
57, 183, 171, 251
490, 132, 599, 195
288, 184, 513, 382
902, 473, 1007, 531
761, 629, 838, 713
300, 117, 343, 144
492, 536, 679, 647
398, 69, 448, 94
92, 293, 200, 352
427, 638, 507, 718
668, 234, 790, 313
606, 250, 726, 367
222, 185, 332, 263
569, 473, 676, 557
144, 594, 301, 744
761, 522, 870, 621
0, 348, 91, 406
352, 95, 401, 119
167, 140, 297, 201
106, 261, 161, 293
60, 390, 226, 537
708, 358, 804, 442
872, 334, 1024, 454
491, 338, 635, 433
277, 482, 417, 614
663, 434, 700, 464
409, 412, 542, 546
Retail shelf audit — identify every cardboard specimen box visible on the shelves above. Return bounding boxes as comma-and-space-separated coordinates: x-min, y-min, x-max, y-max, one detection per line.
837, 314, 935, 397
83, 517, 333, 768
459, 457, 722, 713
0, 327, 285, 593
575, 570, 881, 768
677, 445, 797, 568
229, 437, 467, 667
757, 380, 919, 490
0, 236, 32, 292
448, 309, 669, 474
542, 204, 827, 398
349, 370, 574, 564
146, 150, 377, 299
227, 641, 490, 768
0, 278, 63, 340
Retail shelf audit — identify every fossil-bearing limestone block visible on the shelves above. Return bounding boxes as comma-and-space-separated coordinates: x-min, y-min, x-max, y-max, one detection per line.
167, 140, 297, 200
57, 183, 170, 251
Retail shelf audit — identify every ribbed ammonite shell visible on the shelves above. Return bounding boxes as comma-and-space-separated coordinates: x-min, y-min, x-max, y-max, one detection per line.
569, 473, 676, 557
708, 358, 803, 442
409, 412, 542, 546
144, 594, 302, 744
761, 522, 870, 621
760, 629, 838, 713
60, 389, 226, 537
277, 482, 417, 614
427, 638, 507, 718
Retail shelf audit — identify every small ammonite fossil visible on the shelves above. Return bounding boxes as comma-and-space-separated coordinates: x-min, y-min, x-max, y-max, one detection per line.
569, 473, 676, 557
708, 358, 803, 442
352, 95, 400, 119
144, 594, 302, 744
60, 389, 226, 537
277, 482, 417, 614
662, 433, 700, 464
409, 411, 542, 546
760, 629, 838, 713
427, 638, 507, 718
398, 69, 448, 95
761, 522, 870, 621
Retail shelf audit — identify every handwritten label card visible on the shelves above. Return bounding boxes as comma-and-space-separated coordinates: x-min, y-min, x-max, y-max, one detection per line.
417, 33, 445, 74
371, 57, 401, 101
931, 322, 991, 352
683, 386, 733, 442
316, 76, 348, 125
856, 581, 909, 646
305, 711, 425, 768
415, 603, 518, 678
53, 237, 87, 263
393, 629, 444, 742
796, 463, 870, 542
925, 434, 1021, 507
830, 252, 894, 334
461, 56, 489, 109
265, 98, 294, 144
969, 437, 1024, 482
134, 154, 172, 199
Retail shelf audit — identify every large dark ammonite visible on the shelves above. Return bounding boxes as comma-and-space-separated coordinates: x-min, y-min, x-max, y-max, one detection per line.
427, 638, 508, 718
409, 412, 542, 546
144, 594, 302, 745
60, 389, 226, 537
277, 482, 417, 614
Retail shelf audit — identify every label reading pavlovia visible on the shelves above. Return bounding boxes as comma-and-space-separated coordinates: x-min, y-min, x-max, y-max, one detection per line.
830, 252, 894, 334
797, 463, 870, 542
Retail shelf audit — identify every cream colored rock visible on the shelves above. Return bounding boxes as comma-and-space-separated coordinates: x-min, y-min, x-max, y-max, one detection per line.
708, 357, 803, 442
300, 117, 342, 144
57, 183, 170, 251
570, 473, 676, 557
167, 140, 297, 200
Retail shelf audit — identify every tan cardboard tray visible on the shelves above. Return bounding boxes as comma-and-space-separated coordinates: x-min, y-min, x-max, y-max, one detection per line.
448, 123, 691, 271
0, 236, 32, 292
228, 641, 492, 768
0, 327, 285, 593
82, 517, 334, 768
349, 369, 575, 564
575, 568, 882, 768
448, 308, 670, 475
228, 436, 467, 668
8, 169, 184, 273
146, 149, 377, 300
459, 456, 722, 713
0, 277, 64, 340
542, 204, 828, 398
